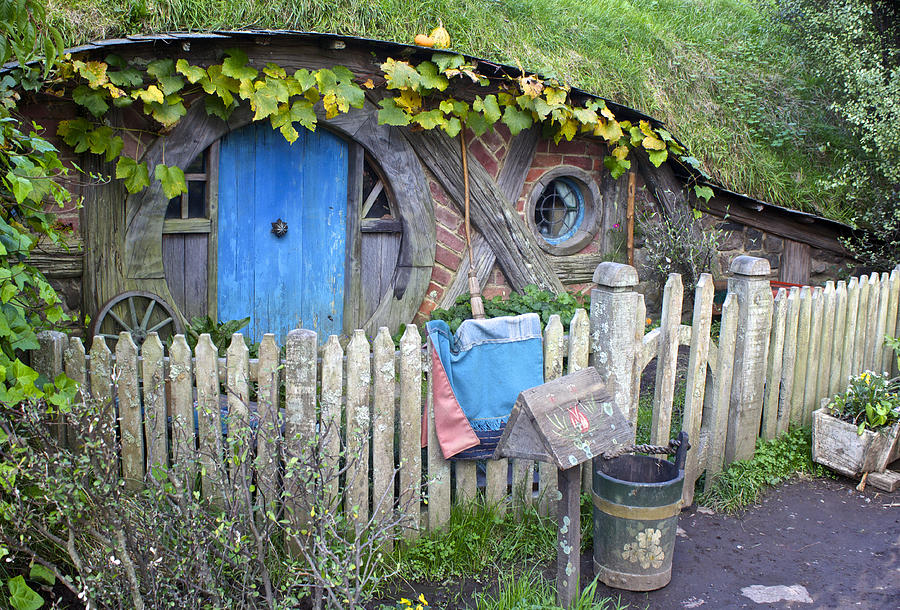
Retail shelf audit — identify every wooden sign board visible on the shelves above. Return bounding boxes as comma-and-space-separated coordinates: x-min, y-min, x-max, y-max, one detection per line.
494, 367, 632, 470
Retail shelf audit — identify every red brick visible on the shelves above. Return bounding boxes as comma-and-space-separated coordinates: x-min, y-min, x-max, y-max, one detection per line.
593, 158, 604, 172
526, 167, 546, 183
480, 128, 508, 155
480, 154, 499, 178
549, 139, 586, 156
494, 122, 512, 143
435, 244, 463, 269
435, 202, 462, 230
468, 138, 496, 171
516, 197, 526, 213
482, 285, 511, 300
562, 155, 593, 171
532, 153, 563, 168
436, 225, 466, 252
585, 142, 607, 157
538, 139, 551, 153
430, 264, 452, 287
427, 282, 445, 302
429, 179, 450, 205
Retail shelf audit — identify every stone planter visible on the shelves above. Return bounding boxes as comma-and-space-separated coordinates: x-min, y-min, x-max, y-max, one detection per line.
811, 408, 900, 477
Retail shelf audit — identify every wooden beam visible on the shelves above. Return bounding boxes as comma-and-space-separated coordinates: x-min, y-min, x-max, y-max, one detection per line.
780, 239, 811, 285
405, 128, 563, 293
439, 126, 541, 306
549, 254, 604, 285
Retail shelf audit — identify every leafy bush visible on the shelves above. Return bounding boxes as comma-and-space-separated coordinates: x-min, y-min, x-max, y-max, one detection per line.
429, 285, 587, 334
638, 209, 721, 297
826, 371, 900, 435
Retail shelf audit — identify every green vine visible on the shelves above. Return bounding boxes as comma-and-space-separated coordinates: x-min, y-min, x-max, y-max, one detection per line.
49, 46, 712, 202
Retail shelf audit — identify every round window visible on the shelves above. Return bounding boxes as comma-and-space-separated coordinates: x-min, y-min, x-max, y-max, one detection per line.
527, 166, 601, 255
534, 177, 585, 244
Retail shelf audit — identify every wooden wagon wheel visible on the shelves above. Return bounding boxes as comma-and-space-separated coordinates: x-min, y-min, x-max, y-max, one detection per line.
90, 291, 184, 346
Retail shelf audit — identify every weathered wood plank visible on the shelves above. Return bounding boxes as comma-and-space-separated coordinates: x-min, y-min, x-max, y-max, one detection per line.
790, 286, 811, 426
567, 309, 591, 494
346, 330, 372, 525
255, 334, 280, 513
874, 273, 890, 372
539, 314, 565, 516
802, 287, 823, 424
89, 337, 115, 456
842, 277, 861, 387
864, 274, 880, 371
454, 461, 477, 507
169, 335, 194, 474
556, 466, 581, 609
398, 326, 422, 537
549, 254, 605, 285
116, 332, 143, 489
285, 329, 318, 526
320, 335, 344, 509
141, 333, 167, 472
64, 337, 87, 448
883, 270, 900, 375
777, 287, 800, 436
705, 293, 738, 487
631, 296, 647, 435
226, 334, 251, 509
817, 282, 836, 403
762, 289, 787, 441
853, 275, 870, 376
682, 274, 713, 505
35, 331, 66, 445
372, 328, 396, 547
439, 126, 541, 307
426, 347, 452, 528
403, 127, 564, 293
511, 458, 534, 516
829, 281, 848, 399
195, 334, 223, 502
779, 240, 811, 285
652, 274, 683, 446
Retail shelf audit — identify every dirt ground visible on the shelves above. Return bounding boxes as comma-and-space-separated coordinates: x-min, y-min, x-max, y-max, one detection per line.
375, 475, 899, 609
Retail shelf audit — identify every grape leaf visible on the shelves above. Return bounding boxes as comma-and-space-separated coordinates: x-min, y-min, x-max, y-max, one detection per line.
642, 133, 666, 151
133, 84, 164, 105
115, 157, 150, 193
146, 59, 175, 79
466, 111, 489, 137
442, 116, 462, 138
694, 185, 714, 202
603, 154, 631, 179
414, 109, 447, 130
175, 59, 207, 84
56, 118, 93, 154
263, 63, 287, 79
501, 105, 533, 135
416, 61, 449, 92
381, 58, 421, 91
250, 77, 289, 120
73, 59, 108, 88
200, 65, 239, 107
593, 118, 623, 143
108, 67, 143, 88
432, 52, 465, 72
648, 148, 668, 166
72, 85, 108, 116
377, 97, 411, 126
204, 95, 234, 121
473, 94, 501, 124
145, 96, 186, 127
86, 125, 113, 155
156, 74, 185, 96
293, 68, 317, 92
155, 164, 187, 199
221, 48, 258, 81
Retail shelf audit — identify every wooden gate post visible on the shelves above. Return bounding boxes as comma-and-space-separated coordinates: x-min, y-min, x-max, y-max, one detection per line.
589, 263, 641, 425
724, 256, 774, 463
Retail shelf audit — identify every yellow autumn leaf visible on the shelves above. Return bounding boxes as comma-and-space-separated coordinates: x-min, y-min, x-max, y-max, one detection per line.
613, 145, 629, 160
133, 84, 164, 105
362, 78, 375, 89
642, 133, 666, 151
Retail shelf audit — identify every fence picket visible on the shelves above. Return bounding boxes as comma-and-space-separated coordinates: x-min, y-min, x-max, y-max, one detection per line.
883, 270, 900, 375
64, 337, 87, 449
320, 335, 344, 510
346, 330, 372, 525
705, 293, 738, 488
817, 282, 836, 403
256, 334, 280, 514
285, 329, 318, 530
854, 275, 870, 375
802, 287, 823, 424
89, 337, 116, 464
426, 347, 452, 528
682, 274, 713, 505
226, 334, 251, 510
843, 277, 860, 387
874, 273, 889, 372
372, 328, 396, 546
829, 281, 848, 398
398, 326, 422, 538
762, 288, 787, 441
652, 274, 683, 447
141, 333, 167, 473
35, 331, 66, 445
566, 309, 591, 495
195, 334, 223, 503
864, 274, 880, 371
169, 335, 194, 472
777, 288, 800, 436
115, 332, 142, 489
791, 286, 811, 425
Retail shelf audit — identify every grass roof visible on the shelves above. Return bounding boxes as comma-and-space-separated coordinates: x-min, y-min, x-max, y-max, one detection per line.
48, 0, 853, 222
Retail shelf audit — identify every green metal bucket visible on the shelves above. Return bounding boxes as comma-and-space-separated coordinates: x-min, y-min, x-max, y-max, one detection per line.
592, 437, 687, 591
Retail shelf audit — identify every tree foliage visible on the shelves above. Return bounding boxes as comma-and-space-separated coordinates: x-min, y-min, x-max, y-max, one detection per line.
778, 0, 900, 269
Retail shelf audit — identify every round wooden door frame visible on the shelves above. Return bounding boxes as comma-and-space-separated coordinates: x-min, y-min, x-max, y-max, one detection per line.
124, 98, 434, 335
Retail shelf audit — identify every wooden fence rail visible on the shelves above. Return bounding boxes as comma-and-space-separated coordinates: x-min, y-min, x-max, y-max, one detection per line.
33, 257, 900, 537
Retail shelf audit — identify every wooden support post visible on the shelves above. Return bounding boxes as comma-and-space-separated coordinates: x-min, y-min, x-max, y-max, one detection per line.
724, 256, 773, 463
557, 466, 581, 609
626, 172, 636, 266
35, 331, 67, 446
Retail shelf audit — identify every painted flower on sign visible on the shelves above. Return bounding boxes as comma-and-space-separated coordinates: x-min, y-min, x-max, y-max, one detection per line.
567, 402, 590, 433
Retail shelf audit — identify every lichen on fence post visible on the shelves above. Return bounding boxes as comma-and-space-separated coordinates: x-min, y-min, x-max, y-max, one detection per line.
724, 256, 773, 463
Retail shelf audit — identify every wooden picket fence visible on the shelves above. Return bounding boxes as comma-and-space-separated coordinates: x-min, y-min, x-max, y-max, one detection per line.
32, 258, 900, 537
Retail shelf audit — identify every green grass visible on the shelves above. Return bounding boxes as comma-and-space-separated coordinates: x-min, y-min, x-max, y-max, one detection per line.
697, 426, 829, 513
50, 0, 855, 222
474, 572, 629, 610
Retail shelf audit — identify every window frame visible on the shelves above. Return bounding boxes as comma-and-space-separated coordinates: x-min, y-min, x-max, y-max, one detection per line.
526, 165, 602, 256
